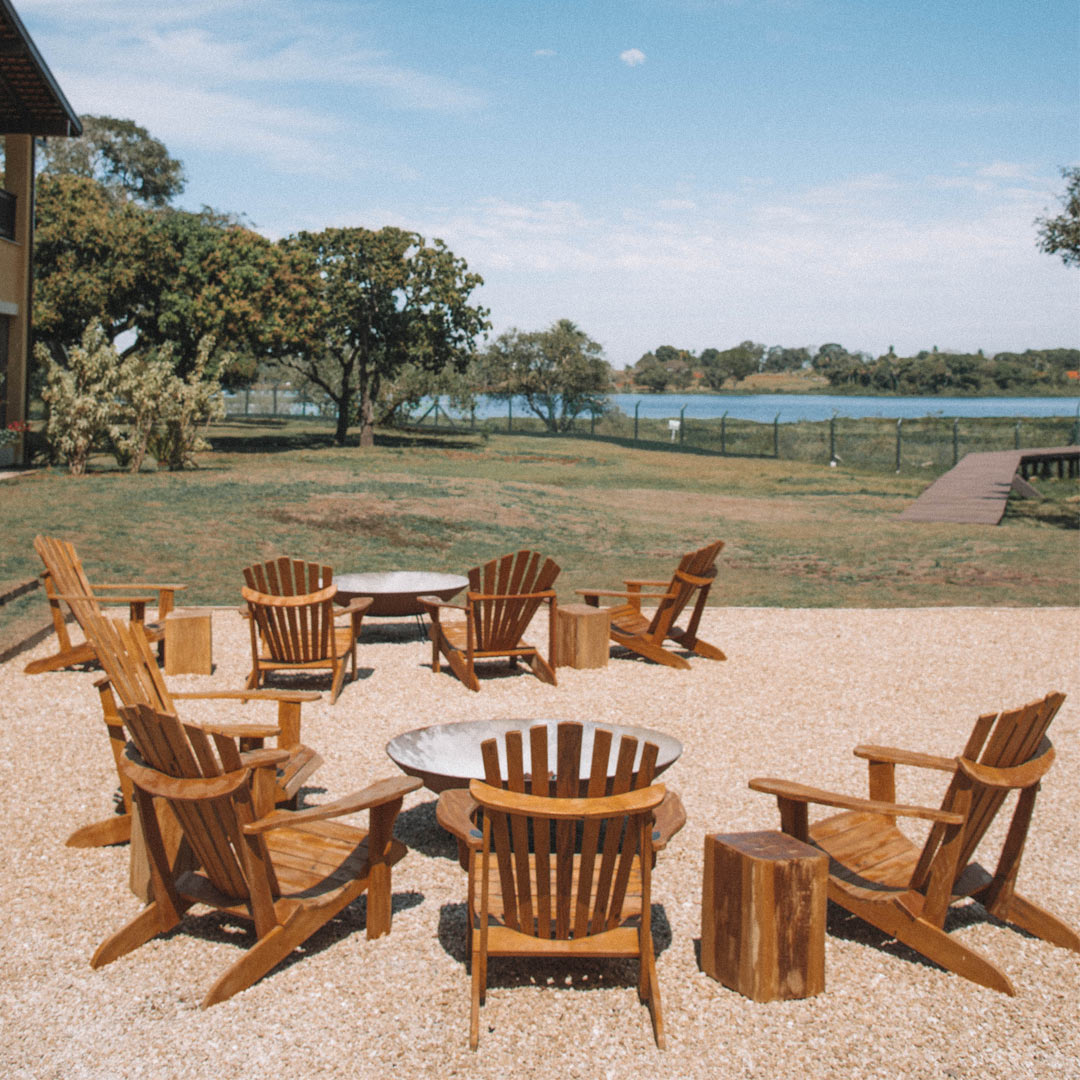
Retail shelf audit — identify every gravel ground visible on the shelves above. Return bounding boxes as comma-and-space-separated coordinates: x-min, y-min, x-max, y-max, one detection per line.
1, 606, 1078, 1080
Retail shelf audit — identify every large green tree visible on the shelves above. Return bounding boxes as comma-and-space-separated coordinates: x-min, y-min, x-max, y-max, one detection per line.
279, 227, 488, 446
37, 114, 186, 207
699, 341, 765, 389
481, 319, 612, 432
1035, 167, 1080, 268
34, 117, 313, 382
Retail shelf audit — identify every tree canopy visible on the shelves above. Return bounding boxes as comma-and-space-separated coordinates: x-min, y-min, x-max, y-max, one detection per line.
38, 115, 186, 207
481, 319, 612, 432
277, 226, 488, 445
1035, 167, 1080, 268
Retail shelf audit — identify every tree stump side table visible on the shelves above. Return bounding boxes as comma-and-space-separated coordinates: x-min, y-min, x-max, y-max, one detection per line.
553, 602, 610, 669
164, 608, 213, 676
701, 830, 828, 1002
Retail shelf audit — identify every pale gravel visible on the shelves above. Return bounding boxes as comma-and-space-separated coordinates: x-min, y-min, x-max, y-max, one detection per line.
1, 606, 1078, 1080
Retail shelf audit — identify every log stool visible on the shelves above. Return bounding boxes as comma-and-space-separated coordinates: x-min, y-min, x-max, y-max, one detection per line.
553, 602, 610, 669
164, 608, 213, 676
701, 830, 827, 1002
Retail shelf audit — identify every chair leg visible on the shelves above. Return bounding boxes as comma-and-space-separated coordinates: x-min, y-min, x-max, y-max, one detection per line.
614, 635, 691, 669
446, 648, 480, 692
66, 813, 132, 848
470, 929, 486, 1050
91, 899, 191, 969
24, 640, 97, 675
639, 924, 666, 1049
669, 628, 726, 661
528, 652, 557, 686
842, 895, 1016, 995
989, 891, 1080, 953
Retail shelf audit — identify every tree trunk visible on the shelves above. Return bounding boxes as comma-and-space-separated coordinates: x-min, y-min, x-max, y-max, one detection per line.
334, 396, 351, 444
359, 392, 375, 447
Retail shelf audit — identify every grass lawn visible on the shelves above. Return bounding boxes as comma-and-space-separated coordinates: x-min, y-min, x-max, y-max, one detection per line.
2, 418, 1078, 630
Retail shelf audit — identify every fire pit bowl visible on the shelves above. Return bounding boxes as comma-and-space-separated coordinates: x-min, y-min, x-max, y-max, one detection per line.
385, 717, 683, 793
334, 571, 468, 617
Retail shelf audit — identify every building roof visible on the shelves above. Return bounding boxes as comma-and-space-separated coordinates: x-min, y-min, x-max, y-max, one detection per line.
0, 0, 81, 136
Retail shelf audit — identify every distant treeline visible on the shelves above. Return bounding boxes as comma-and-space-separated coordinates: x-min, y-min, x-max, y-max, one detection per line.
625, 343, 1080, 395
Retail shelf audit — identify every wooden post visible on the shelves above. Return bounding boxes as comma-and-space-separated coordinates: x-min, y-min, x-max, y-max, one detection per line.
553, 603, 610, 669
701, 830, 827, 1002
164, 608, 213, 676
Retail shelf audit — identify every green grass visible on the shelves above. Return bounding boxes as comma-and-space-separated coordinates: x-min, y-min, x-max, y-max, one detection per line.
2, 417, 1078, 616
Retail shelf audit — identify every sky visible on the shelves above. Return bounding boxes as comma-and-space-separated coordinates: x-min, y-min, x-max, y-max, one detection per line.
15, 0, 1080, 368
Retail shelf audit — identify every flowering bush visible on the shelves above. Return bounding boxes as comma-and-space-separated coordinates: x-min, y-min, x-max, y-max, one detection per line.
0, 420, 31, 447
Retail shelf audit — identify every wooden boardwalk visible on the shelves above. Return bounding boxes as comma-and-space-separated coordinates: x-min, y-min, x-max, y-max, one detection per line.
900, 446, 1079, 525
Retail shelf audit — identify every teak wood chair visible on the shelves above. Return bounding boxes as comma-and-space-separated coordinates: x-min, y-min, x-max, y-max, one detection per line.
577, 541, 726, 669
419, 550, 560, 692
72, 614, 323, 858
436, 720, 686, 1049
25, 534, 186, 675
91, 698, 421, 1008
750, 691, 1079, 995
241, 558, 371, 704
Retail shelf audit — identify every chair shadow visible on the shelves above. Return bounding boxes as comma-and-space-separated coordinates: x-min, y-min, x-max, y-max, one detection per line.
160, 889, 426, 974
823, 898, 1014, 971
393, 799, 460, 861
251, 667, 376, 694
436, 901, 673, 990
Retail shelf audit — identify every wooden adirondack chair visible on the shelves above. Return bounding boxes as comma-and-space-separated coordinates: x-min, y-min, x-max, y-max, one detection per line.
71, 613, 323, 857
750, 691, 1079, 995
91, 698, 421, 1008
436, 720, 686, 1049
577, 541, 725, 669
419, 550, 559, 692
242, 562, 371, 703
25, 534, 185, 675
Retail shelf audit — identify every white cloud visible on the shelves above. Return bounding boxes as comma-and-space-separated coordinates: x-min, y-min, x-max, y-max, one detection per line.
534, 49, 556, 58
619, 48, 647, 67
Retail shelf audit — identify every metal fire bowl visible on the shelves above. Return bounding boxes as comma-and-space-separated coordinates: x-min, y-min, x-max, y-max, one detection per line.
386, 717, 683, 794
334, 571, 468, 617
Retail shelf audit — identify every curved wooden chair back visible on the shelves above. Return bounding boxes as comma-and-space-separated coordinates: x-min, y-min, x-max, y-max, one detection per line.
476, 721, 660, 939
911, 691, 1064, 897
467, 550, 560, 651
242, 583, 337, 664
646, 540, 723, 639
243, 557, 332, 596
118, 702, 258, 901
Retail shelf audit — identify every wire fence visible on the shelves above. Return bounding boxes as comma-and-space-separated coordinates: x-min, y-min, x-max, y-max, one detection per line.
222, 388, 1080, 476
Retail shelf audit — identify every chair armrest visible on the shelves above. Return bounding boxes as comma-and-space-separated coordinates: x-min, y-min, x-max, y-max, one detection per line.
52, 592, 156, 605
419, 596, 468, 613
171, 690, 322, 703
652, 790, 686, 851
853, 745, 958, 772
748, 777, 964, 825
467, 590, 556, 601
93, 583, 187, 592
335, 596, 373, 618
237, 748, 292, 770
199, 722, 282, 740
622, 580, 670, 588
575, 588, 677, 601
436, 787, 481, 848
242, 775, 422, 834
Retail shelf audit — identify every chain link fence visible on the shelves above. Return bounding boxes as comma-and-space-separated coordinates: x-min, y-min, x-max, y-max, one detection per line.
223, 388, 1080, 477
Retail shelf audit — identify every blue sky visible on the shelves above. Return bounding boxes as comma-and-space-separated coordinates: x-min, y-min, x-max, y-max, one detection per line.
17, 0, 1080, 367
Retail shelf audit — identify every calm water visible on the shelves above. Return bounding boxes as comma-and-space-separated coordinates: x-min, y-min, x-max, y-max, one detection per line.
473, 393, 1080, 424
223, 389, 1080, 423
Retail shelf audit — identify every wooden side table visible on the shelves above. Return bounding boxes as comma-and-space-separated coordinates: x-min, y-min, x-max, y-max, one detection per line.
553, 602, 610, 669
701, 830, 828, 1001
164, 608, 213, 676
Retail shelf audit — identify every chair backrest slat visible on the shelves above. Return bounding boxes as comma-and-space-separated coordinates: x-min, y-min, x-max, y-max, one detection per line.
476, 721, 661, 943
242, 584, 338, 665
467, 551, 560, 652
647, 541, 723, 638
119, 702, 256, 899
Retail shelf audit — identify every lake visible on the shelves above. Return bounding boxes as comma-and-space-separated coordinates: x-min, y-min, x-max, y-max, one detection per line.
473, 393, 1080, 424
